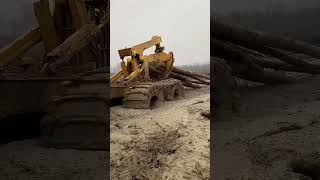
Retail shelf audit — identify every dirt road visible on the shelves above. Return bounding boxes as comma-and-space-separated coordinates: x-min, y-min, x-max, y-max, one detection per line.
110, 86, 210, 180
213, 75, 320, 180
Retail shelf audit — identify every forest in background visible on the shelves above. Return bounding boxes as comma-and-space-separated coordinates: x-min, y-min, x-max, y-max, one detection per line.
215, 6, 320, 45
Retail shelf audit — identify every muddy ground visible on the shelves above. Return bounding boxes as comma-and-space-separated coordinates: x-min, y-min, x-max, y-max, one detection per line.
110, 86, 210, 180
213, 74, 320, 180
0, 139, 107, 180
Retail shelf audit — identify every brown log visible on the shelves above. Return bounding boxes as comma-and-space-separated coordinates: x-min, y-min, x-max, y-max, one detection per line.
41, 24, 98, 73
0, 28, 41, 66
256, 45, 320, 70
181, 81, 202, 88
150, 66, 209, 85
251, 55, 320, 74
41, 15, 110, 73
172, 66, 210, 80
169, 72, 201, 88
229, 42, 320, 74
150, 67, 201, 88
211, 38, 263, 71
34, 0, 61, 51
211, 18, 320, 59
213, 57, 294, 84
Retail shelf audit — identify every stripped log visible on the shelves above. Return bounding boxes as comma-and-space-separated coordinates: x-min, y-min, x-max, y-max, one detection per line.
34, 0, 61, 51
172, 66, 210, 80
221, 39, 320, 74
211, 18, 320, 59
0, 28, 41, 66
212, 55, 294, 85
150, 67, 202, 88
211, 38, 264, 71
41, 15, 109, 73
41, 24, 98, 73
170, 72, 202, 88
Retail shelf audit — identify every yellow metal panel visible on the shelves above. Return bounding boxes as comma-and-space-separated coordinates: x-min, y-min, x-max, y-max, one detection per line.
34, 0, 61, 51
0, 28, 41, 66
131, 36, 162, 56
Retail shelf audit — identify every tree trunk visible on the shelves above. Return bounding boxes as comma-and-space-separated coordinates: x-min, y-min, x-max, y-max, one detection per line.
172, 66, 210, 80
211, 18, 320, 59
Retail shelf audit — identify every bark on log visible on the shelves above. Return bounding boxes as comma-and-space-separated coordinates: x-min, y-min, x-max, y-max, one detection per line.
211, 38, 263, 71
150, 66, 209, 86
227, 41, 320, 74
213, 57, 294, 84
0, 28, 41, 66
41, 24, 98, 73
211, 18, 320, 59
172, 66, 210, 80
251, 55, 320, 74
212, 37, 320, 73
41, 16, 109, 74
169, 72, 202, 88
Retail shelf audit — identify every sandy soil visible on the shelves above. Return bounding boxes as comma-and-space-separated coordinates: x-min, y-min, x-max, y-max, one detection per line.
213, 74, 320, 180
0, 139, 108, 180
110, 86, 210, 180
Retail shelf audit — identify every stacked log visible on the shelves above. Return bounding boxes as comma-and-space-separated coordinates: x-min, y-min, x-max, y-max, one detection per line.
211, 18, 320, 85
150, 66, 210, 89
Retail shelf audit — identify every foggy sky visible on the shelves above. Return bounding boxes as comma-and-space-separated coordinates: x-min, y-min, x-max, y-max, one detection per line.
0, 1, 36, 38
110, 0, 210, 68
212, 0, 320, 14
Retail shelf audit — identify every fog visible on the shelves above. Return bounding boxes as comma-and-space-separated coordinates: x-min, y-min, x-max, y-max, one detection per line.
0, 1, 36, 44
110, 0, 210, 70
212, 0, 320, 14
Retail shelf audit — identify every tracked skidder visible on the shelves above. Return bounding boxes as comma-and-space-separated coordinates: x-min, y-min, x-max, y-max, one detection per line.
110, 36, 185, 109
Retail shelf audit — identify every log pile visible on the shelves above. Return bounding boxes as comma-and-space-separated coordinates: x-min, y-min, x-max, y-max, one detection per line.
150, 66, 210, 89
0, 0, 110, 74
211, 18, 320, 85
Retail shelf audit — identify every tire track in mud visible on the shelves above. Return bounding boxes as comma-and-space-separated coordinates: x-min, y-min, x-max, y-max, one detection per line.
110, 87, 210, 180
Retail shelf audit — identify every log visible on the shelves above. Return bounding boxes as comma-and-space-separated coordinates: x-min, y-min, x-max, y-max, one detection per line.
150, 66, 208, 86
34, 0, 61, 51
172, 66, 210, 80
53, 0, 68, 38
251, 55, 320, 74
68, 0, 93, 65
213, 57, 294, 84
211, 18, 320, 59
227, 42, 320, 74
181, 81, 202, 88
251, 44, 320, 70
41, 15, 109, 73
150, 67, 202, 88
211, 38, 264, 71
0, 28, 41, 66
41, 24, 98, 73
213, 37, 320, 74
170, 72, 202, 88
68, 0, 89, 29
